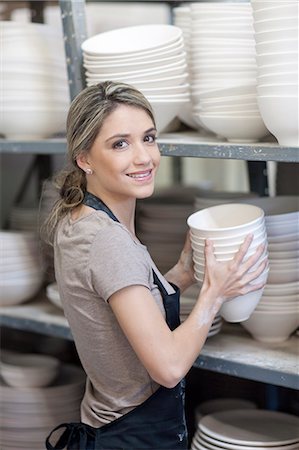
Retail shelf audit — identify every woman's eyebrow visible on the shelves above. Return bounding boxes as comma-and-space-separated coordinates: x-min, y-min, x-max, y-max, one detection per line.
105, 127, 157, 143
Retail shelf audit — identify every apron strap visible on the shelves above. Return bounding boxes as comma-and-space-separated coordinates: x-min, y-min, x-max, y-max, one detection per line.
45, 422, 95, 449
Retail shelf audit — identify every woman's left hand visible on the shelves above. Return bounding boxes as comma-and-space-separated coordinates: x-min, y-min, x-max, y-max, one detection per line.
164, 231, 196, 292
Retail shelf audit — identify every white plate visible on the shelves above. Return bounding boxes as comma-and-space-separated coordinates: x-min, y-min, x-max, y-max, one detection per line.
199, 409, 299, 446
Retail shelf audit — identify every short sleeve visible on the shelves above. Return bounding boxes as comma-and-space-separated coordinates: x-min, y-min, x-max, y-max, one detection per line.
89, 222, 151, 302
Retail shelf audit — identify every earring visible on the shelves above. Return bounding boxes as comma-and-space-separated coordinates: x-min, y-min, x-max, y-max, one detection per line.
85, 168, 93, 175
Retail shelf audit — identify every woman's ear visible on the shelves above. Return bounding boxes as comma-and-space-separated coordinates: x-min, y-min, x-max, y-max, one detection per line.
76, 153, 91, 172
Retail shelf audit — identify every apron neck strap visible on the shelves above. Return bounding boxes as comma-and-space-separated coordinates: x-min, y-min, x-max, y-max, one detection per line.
83, 191, 120, 223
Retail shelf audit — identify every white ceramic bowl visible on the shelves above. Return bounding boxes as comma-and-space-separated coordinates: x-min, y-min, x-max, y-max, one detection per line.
191, 230, 267, 254
264, 281, 299, 296
255, 28, 299, 43
268, 241, 299, 252
240, 195, 299, 217
219, 269, 269, 322
257, 52, 298, 66
82, 24, 183, 56
266, 221, 299, 237
268, 232, 299, 244
257, 95, 299, 146
190, 222, 266, 245
188, 203, 265, 238
150, 99, 189, 133
257, 60, 299, 76
254, 17, 297, 32
269, 250, 299, 260
83, 41, 185, 64
0, 278, 44, 306
258, 73, 298, 84
253, 4, 299, 21
256, 39, 299, 55
267, 266, 299, 284
197, 114, 269, 143
241, 309, 299, 342
0, 351, 60, 388
1, 108, 67, 140
251, 1, 297, 11
84, 52, 186, 74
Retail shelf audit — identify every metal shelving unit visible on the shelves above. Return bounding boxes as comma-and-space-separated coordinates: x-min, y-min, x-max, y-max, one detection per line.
1, 0, 298, 391
0, 297, 298, 390
1, 136, 298, 162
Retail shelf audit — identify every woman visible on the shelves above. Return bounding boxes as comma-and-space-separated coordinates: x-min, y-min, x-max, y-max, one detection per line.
44, 81, 267, 450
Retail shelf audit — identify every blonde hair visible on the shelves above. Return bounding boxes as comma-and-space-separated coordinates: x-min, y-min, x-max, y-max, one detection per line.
41, 81, 155, 245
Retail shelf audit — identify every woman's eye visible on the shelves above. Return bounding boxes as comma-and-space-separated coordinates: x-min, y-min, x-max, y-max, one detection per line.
144, 134, 156, 143
113, 140, 128, 149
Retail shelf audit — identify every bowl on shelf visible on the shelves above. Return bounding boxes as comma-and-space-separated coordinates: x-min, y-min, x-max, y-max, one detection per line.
196, 114, 270, 143
257, 95, 299, 146
0, 351, 60, 388
241, 309, 299, 342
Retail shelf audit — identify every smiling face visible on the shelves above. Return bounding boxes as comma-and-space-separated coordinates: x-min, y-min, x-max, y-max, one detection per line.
77, 103, 161, 204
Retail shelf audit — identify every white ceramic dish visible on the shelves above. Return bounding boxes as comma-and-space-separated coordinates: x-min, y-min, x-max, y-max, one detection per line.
191, 230, 267, 253
258, 72, 298, 84
188, 204, 265, 237
84, 52, 186, 74
257, 52, 298, 66
242, 309, 299, 343
0, 351, 60, 388
198, 114, 269, 143
82, 24, 182, 56
254, 17, 297, 33
257, 95, 299, 146
255, 28, 299, 43
190, 223, 266, 244
83, 41, 185, 64
199, 409, 299, 445
256, 39, 299, 56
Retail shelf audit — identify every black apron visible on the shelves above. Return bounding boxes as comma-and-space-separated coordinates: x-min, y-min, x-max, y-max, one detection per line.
45, 192, 188, 450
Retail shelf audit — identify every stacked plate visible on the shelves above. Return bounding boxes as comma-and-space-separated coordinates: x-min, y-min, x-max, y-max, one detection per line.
0, 231, 44, 307
82, 24, 190, 132
187, 2, 269, 142
193, 398, 257, 426
192, 409, 299, 450
1, 20, 69, 139
180, 284, 223, 338
239, 196, 299, 342
136, 188, 196, 274
0, 363, 85, 450
252, 0, 299, 145
187, 203, 269, 323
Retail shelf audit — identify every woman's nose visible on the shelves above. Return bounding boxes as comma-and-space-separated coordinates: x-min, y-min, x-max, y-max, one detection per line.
133, 143, 152, 165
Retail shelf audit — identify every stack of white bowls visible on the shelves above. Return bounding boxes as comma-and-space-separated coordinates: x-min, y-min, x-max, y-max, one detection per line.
239, 196, 299, 343
82, 24, 190, 133
187, 203, 269, 323
192, 409, 299, 450
252, 0, 299, 146
0, 231, 44, 307
187, 2, 269, 142
0, 362, 85, 450
173, 5, 198, 130
1, 21, 70, 140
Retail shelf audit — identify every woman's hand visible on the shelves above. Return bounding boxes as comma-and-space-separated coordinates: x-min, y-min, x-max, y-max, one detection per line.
202, 234, 268, 305
164, 231, 196, 292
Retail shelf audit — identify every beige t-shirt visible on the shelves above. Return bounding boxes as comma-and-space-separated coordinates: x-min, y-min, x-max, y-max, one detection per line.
54, 210, 175, 427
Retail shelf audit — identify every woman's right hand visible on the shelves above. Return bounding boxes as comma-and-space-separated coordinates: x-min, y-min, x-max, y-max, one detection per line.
202, 234, 268, 305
